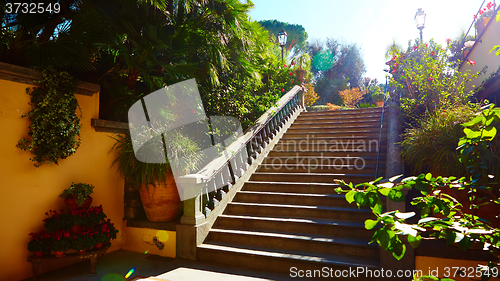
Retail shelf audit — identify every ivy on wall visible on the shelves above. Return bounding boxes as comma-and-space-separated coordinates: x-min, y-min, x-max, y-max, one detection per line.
17, 67, 82, 166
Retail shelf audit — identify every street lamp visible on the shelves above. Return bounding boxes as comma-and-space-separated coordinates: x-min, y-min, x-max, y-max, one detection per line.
414, 8, 426, 41
278, 29, 287, 61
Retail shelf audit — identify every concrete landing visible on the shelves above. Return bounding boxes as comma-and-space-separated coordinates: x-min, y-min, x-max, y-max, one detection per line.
22, 250, 294, 281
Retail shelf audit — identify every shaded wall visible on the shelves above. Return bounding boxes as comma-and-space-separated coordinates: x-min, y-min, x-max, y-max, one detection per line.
0, 65, 125, 281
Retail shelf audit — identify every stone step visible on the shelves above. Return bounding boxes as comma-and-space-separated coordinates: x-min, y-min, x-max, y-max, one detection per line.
256, 164, 385, 174
267, 150, 381, 158
262, 156, 385, 166
214, 215, 374, 239
278, 136, 386, 144
273, 142, 387, 153
234, 190, 351, 207
295, 114, 384, 123
225, 202, 374, 221
198, 242, 380, 277
301, 107, 383, 116
249, 172, 375, 184
242, 181, 342, 195
291, 119, 386, 129
206, 228, 380, 259
281, 131, 384, 139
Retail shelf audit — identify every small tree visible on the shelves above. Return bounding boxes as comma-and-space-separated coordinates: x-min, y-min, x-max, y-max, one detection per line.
303, 83, 319, 106
338, 87, 366, 108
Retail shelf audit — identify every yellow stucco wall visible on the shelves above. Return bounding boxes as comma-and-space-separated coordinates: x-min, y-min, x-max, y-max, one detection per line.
460, 17, 500, 90
121, 227, 176, 258
0, 78, 125, 280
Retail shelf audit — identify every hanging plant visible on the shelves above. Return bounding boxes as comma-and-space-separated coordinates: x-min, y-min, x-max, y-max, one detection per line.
17, 67, 81, 166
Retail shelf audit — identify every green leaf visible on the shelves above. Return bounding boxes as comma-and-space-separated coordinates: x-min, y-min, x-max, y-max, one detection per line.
365, 219, 378, 230
464, 128, 481, 138
388, 189, 405, 202
425, 173, 432, 181
462, 115, 483, 127
444, 230, 456, 245
392, 242, 406, 260
408, 235, 421, 248
345, 190, 355, 204
483, 126, 497, 139
378, 229, 390, 249
458, 236, 472, 251
378, 188, 391, 196
354, 192, 368, 206
371, 200, 383, 215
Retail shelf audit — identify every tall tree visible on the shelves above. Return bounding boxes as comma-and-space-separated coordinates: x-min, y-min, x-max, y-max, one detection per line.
308, 38, 366, 104
258, 19, 308, 54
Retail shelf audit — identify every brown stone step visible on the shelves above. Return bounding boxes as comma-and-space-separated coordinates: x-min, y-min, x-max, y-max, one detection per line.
249, 172, 375, 184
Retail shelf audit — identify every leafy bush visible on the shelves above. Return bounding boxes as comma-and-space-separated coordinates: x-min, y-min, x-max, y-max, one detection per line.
59, 183, 94, 206
338, 87, 366, 108
16, 67, 81, 166
357, 103, 376, 108
303, 83, 319, 106
401, 105, 480, 176
387, 39, 482, 127
326, 103, 342, 111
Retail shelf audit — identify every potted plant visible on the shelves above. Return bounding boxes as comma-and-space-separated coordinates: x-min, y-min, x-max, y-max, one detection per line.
43, 210, 70, 233
371, 89, 386, 107
70, 233, 94, 254
293, 53, 311, 83
85, 205, 107, 227
28, 231, 50, 257
59, 182, 94, 211
462, 40, 475, 59
475, 1, 496, 35
49, 231, 70, 257
92, 228, 108, 249
111, 132, 203, 222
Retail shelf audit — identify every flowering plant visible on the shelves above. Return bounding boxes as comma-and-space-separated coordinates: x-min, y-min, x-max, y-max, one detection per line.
43, 210, 70, 233
49, 231, 71, 251
475, 1, 497, 20
27, 231, 51, 252
70, 205, 106, 227
70, 232, 95, 251
59, 182, 94, 206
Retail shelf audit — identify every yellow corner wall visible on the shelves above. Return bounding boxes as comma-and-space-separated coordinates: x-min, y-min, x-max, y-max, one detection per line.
121, 227, 176, 258
460, 18, 500, 90
416, 256, 500, 281
0, 78, 125, 280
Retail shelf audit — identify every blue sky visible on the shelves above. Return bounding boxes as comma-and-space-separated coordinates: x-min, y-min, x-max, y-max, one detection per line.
249, 0, 486, 82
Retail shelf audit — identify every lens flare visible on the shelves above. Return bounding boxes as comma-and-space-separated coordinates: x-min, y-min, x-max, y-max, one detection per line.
124, 267, 136, 279
312, 50, 335, 71
156, 230, 169, 242
144, 250, 148, 255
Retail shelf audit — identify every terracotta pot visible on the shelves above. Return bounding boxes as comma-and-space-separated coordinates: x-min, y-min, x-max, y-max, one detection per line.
70, 225, 81, 234
78, 249, 87, 255
54, 251, 65, 257
34, 251, 44, 257
139, 172, 182, 222
65, 196, 92, 211
476, 17, 490, 35
463, 50, 469, 59
94, 242, 103, 249
375, 101, 384, 107
295, 69, 306, 83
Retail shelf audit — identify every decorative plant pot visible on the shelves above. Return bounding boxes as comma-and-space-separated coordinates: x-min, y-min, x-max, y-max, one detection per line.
463, 50, 469, 59
139, 172, 182, 222
54, 251, 65, 257
295, 69, 306, 83
70, 225, 81, 234
78, 249, 87, 255
34, 251, 44, 257
94, 242, 104, 249
65, 195, 92, 211
375, 101, 384, 108
476, 17, 490, 35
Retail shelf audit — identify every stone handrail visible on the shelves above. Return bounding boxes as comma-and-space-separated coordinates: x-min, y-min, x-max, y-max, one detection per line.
178, 85, 304, 224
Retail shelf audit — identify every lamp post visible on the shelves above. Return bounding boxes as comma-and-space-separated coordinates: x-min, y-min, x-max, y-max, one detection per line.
278, 29, 287, 62
414, 8, 426, 41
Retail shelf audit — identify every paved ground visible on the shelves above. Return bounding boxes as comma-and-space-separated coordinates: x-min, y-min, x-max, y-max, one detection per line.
22, 250, 294, 281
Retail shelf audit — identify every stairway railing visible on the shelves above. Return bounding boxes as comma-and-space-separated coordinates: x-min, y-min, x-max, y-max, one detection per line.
177, 86, 304, 246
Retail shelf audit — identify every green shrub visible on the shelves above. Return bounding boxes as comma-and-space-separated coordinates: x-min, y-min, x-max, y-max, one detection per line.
400, 104, 500, 177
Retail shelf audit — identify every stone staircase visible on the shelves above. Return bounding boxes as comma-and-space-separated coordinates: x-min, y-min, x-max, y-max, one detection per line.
197, 107, 388, 277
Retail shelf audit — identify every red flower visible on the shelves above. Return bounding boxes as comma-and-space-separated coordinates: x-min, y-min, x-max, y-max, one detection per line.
468, 60, 476, 65
291, 62, 295, 66
480, 10, 484, 15
446, 38, 451, 43
473, 14, 477, 19
391, 69, 396, 74
413, 46, 418, 51
394, 63, 398, 67
425, 44, 428, 48
284, 64, 287, 67
428, 77, 433, 81
289, 72, 292, 75
280, 88, 285, 92
430, 51, 435, 56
